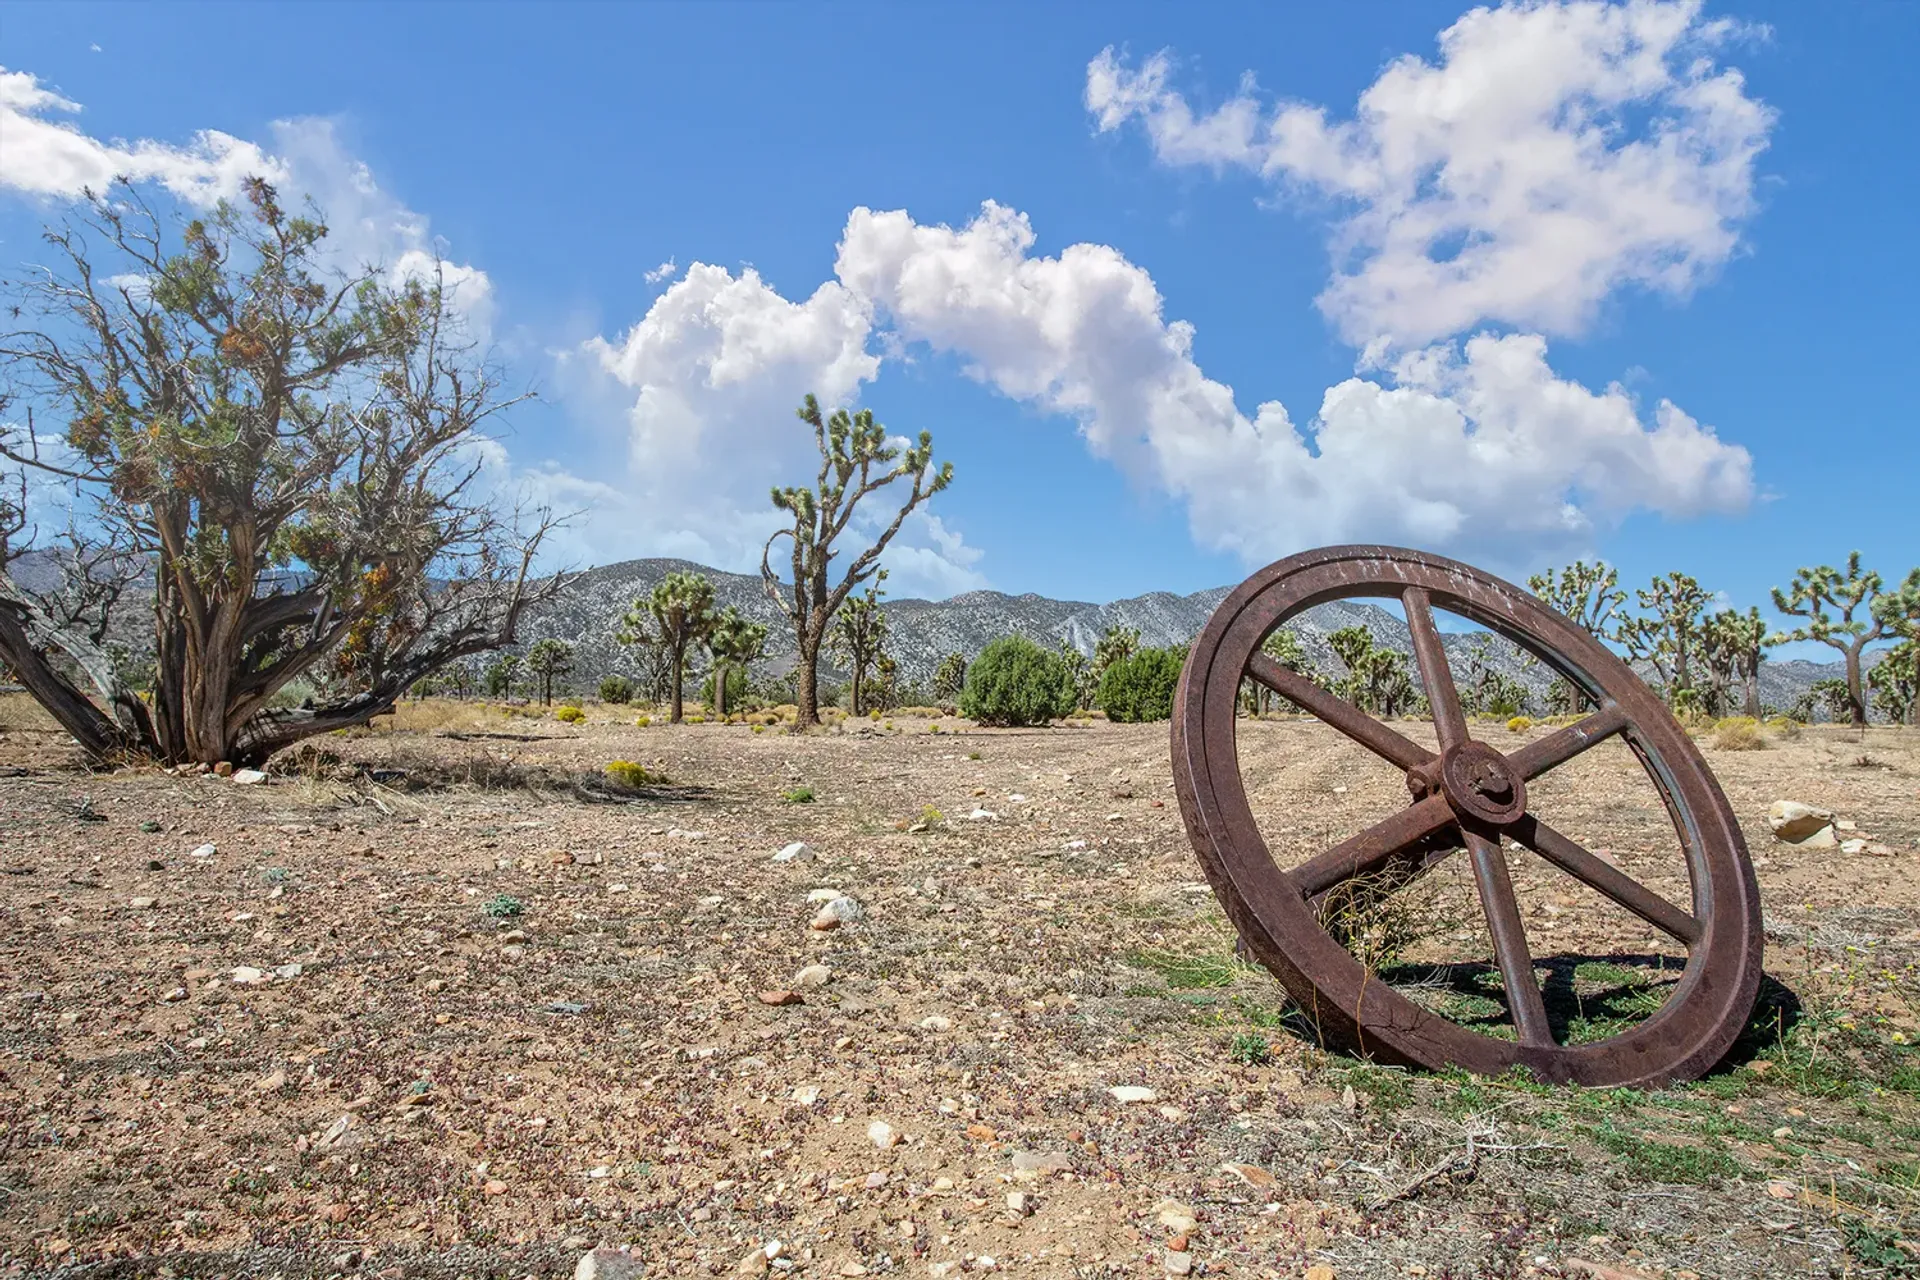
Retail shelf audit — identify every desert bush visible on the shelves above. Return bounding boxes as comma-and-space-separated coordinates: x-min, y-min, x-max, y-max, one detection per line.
959, 636, 1075, 727
1097, 647, 1185, 723
782, 785, 816, 804
555, 705, 586, 724
599, 676, 635, 705
604, 760, 663, 788
483, 894, 524, 920
1766, 714, 1802, 738
1712, 717, 1767, 751
1506, 715, 1534, 733
634, 714, 652, 727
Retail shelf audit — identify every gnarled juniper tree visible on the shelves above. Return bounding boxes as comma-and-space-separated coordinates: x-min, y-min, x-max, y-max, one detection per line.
762, 394, 950, 729
0, 181, 561, 767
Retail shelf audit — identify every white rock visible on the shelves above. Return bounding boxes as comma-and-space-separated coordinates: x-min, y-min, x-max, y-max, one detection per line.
1155, 1199, 1199, 1232
790, 1085, 821, 1105
230, 769, 268, 785
129, 897, 156, 909
806, 888, 845, 903
1063, 840, 1087, 850
188, 843, 217, 859
918, 1015, 954, 1032
816, 896, 863, 924
1842, 838, 1869, 854
1105, 813, 1124, 823
231, 966, 269, 985
965, 808, 999, 822
1006, 794, 1027, 803
274, 963, 303, 980
773, 842, 814, 863
1109, 1085, 1157, 1105
867, 1120, 900, 1149
667, 828, 705, 841
575, 1247, 647, 1280
1768, 800, 1836, 847
793, 964, 833, 990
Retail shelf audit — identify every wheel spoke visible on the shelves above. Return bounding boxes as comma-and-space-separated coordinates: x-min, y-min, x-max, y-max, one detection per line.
1247, 652, 1433, 771
1508, 703, 1630, 780
1290, 793, 1457, 898
1464, 828, 1554, 1047
1508, 813, 1702, 946
1403, 588, 1468, 752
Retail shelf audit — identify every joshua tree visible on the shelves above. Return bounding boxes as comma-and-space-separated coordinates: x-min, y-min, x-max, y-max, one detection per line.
485, 654, 522, 699
1870, 641, 1919, 726
1528, 561, 1628, 640
0, 180, 561, 766
1327, 626, 1416, 716
1619, 572, 1710, 709
762, 394, 951, 729
1770, 554, 1919, 727
620, 570, 716, 723
1056, 640, 1095, 712
932, 652, 968, 706
1246, 626, 1310, 715
704, 607, 768, 719
1701, 608, 1769, 719
1093, 625, 1140, 683
524, 638, 574, 705
829, 569, 890, 717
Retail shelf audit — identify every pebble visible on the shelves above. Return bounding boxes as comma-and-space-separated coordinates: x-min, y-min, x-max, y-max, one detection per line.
791, 1085, 821, 1105
667, 828, 705, 841
231, 966, 268, 985
918, 1015, 954, 1032
773, 842, 814, 862
1164, 1250, 1192, 1276
811, 896, 864, 931
806, 889, 845, 903
189, 843, 217, 859
231, 768, 268, 785
964, 808, 999, 822
1156, 1201, 1198, 1233
793, 964, 833, 989
1006, 1191, 1032, 1216
1109, 1085, 1157, 1105
129, 897, 155, 909
759, 990, 804, 1006
867, 1120, 900, 1148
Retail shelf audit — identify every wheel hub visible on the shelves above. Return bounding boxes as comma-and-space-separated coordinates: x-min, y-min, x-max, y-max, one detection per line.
1438, 741, 1527, 827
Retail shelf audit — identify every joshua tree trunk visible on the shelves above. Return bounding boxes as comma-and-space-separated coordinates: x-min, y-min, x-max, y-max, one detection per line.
714, 661, 729, 718
670, 639, 687, 724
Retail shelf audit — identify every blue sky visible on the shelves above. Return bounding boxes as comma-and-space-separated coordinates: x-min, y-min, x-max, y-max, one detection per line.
1, 1, 1914, 643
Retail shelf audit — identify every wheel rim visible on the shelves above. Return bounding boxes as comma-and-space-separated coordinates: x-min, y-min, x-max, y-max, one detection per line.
1171, 545, 1765, 1087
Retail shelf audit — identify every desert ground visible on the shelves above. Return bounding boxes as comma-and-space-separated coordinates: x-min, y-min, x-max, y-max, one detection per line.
2, 697, 1918, 1280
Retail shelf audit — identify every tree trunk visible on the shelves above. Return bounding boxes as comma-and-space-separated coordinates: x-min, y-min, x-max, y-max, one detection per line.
1846, 645, 1867, 727
850, 657, 865, 717
1743, 672, 1761, 720
794, 628, 823, 729
0, 608, 136, 762
714, 662, 728, 719
542, 672, 552, 705
670, 638, 686, 723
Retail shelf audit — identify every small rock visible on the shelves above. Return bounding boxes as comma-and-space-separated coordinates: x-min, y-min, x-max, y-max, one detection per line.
1768, 800, 1836, 847
575, 1247, 648, 1280
1109, 1085, 1157, 1105
231, 966, 268, 985
790, 1085, 821, 1105
1304, 1267, 1336, 1280
1217, 1161, 1278, 1189
773, 842, 814, 862
214, 761, 234, 777
129, 896, 156, 909
231, 768, 268, 785
1009, 1149, 1072, 1176
274, 963, 303, 980
919, 1015, 954, 1032
1155, 1200, 1198, 1233
500, 929, 529, 944
667, 828, 705, 841
482, 1178, 508, 1196
811, 896, 864, 931
759, 990, 804, 1006
1164, 1250, 1193, 1276
160, 987, 186, 1003
188, 843, 217, 859
1841, 838, 1868, 854
254, 1068, 287, 1093
793, 964, 833, 990
1766, 1180, 1797, 1200
1006, 1191, 1032, 1216
868, 1120, 900, 1149
1106, 812, 1124, 822
319, 1201, 351, 1224
965, 808, 999, 822
806, 888, 846, 903
1866, 842, 1896, 857
735, 1244, 770, 1275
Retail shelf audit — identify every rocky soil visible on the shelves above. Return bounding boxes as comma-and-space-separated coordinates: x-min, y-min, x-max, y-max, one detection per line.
2, 701, 1919, 1279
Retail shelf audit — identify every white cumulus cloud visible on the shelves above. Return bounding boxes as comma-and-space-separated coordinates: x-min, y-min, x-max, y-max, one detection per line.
835, 201, 1751, 567
1086, 0, 1774, 349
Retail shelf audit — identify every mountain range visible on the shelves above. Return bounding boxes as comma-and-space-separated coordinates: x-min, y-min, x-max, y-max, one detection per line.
517, 557, 1847, 713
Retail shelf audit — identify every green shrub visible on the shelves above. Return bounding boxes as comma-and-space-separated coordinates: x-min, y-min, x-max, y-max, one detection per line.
604, 760, 662, 788
1505, 715, 1533, 733
634, 714, 652, 727
781, 785, 816, 804
959, 635, 1075, 727
483, 893, 524, 919
1228, 1032, 1272, 1067
599, 676, 634, 704
1097, 647, 1185, 723
555, 705, 586, 723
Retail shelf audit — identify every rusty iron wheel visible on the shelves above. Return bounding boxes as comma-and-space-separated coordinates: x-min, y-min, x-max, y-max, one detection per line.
1171, 545, 1764, 1087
